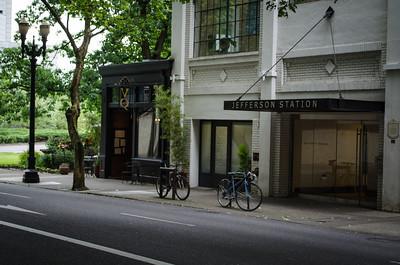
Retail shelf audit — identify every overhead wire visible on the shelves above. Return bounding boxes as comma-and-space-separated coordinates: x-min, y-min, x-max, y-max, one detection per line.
236, 6, 335, 101
329, 17, 342, 99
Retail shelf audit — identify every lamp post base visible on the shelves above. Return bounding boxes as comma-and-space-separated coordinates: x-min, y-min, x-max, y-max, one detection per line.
23, 170, 40, 183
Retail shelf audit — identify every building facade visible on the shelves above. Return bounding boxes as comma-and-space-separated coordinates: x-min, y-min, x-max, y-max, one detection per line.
171, 0, 400, 211
0, 0, 13, 49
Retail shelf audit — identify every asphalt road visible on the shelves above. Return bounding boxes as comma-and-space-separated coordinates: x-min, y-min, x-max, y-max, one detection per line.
1, 183, 399, 265
0, 142, 46, 153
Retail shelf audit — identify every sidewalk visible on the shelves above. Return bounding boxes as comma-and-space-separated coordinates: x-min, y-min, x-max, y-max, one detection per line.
1, 168, 400, 238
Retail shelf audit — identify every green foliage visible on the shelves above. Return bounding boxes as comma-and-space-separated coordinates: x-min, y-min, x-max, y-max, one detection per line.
39, 135, 74, 169
238, 144, 250, 171
154, 86, 188, 167
0, 128, 69, 144
80, 111, 101, 154
18, 151, 42, 168
0, 47, 67, 125
265, 0, 304, 17
40, 149, 74, 169
91, 0, 177, 64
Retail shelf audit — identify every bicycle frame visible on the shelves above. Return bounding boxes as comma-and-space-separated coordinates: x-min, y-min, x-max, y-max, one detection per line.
226, 172, 250, 198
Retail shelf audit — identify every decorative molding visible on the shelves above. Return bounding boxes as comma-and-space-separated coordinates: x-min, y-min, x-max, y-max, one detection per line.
188, 51, 259, 68
220, 69, 227, 82
282, 42, 384, 59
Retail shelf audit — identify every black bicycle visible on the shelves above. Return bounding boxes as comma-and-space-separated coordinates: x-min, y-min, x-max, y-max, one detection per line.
217, 171, 262, 211
156, 168, 190, 200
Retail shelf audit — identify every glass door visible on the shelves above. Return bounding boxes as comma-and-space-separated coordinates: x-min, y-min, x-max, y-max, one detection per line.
199, 121, 252, 187
293, 119, 380, 208
357, 122, 379, 208
201, 122, 231, 187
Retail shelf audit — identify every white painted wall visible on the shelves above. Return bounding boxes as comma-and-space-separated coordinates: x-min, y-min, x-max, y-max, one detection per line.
0, 0, 13, 48
382, 0, 400, 212
278, 0, 387, 53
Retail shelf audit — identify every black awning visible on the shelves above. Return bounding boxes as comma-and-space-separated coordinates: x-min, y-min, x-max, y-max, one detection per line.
224, 98, 384, 112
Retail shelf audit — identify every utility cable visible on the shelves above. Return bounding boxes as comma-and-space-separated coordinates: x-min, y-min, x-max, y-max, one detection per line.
236, 6, 335, 101
329, 17, 342, 99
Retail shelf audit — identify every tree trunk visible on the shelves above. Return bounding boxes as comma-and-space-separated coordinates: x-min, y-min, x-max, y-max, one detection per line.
66, 59, 87, 191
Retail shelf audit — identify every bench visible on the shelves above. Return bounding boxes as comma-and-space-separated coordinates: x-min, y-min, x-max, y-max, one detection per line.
122, 158, 167, 184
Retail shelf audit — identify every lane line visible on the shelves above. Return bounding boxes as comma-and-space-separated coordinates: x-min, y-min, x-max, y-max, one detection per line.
390, 261, 400, 264
0, 205, 45, 216
121, 213, 196, 227
0, 192, 30, 199
0, 220, 174, 265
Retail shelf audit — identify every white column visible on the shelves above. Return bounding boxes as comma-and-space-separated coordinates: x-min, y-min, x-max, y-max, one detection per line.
257, 0, 278, 196
382, 0, 400, 212
190, 120, 200, 187
171, 2, 186, 101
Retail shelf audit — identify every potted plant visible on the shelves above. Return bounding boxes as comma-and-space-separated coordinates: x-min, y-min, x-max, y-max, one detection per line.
219, 37, 235, 53
238, 144, 250, 172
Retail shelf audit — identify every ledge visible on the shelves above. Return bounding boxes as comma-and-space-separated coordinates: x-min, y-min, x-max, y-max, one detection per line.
281, 41, 384, 59
188, 51, 259, 68
384, 63, 400, 71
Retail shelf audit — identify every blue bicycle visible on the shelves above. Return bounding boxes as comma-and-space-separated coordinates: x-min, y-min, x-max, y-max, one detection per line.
217, 171, 263, 211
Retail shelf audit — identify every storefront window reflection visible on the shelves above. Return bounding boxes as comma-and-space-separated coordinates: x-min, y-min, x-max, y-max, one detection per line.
137, 111, 159, 158
231, 123, 252, 172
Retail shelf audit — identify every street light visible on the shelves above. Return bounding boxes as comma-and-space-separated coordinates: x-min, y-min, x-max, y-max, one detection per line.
18, 18, 50, 183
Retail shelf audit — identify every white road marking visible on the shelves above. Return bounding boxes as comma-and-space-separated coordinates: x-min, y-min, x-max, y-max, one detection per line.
121, 213, 196, 227
0, 192, 30, 199
0, 220, 174, 265
390, 261, 400, 264
0, 205, 45, 215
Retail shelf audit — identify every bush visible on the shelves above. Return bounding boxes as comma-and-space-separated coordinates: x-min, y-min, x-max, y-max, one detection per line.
0, 128, 69, 144
40, 149, 74, 169
39, 136, 74, 169
19, 151, 42, 168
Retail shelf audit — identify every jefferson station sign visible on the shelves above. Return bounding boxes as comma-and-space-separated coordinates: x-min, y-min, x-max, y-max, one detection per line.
224, 99, 385, 112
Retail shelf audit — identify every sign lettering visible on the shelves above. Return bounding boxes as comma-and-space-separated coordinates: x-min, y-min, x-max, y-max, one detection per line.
120, 87, 129, 110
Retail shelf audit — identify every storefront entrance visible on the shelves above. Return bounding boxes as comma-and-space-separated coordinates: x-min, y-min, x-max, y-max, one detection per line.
293, 118, 381, 208
199, 121, 252, 187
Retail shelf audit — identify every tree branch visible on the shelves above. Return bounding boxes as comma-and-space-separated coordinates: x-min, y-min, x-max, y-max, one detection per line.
152, 23, 169, 59
40, 0, 79, 52
92, 28, 106, 38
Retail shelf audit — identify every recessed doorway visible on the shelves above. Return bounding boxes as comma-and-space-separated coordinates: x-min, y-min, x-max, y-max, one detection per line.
293, 119, 381, 208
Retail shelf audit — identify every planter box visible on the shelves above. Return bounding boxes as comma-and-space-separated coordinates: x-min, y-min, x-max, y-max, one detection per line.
59, 163, 70, 175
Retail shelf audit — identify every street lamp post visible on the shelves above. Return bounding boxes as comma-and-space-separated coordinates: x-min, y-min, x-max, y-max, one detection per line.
18, 18, 50, 183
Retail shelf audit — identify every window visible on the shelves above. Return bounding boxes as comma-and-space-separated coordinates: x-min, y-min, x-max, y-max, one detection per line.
194, 0, 260, 57
137, 111, 160, 159
113, 129, 126, 155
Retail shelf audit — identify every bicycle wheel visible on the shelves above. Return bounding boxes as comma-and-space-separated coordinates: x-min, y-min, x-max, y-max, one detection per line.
156, 177, 170, 198
217, 179, 232, 208
175, 173, 190, 200
236, 182, 263, 211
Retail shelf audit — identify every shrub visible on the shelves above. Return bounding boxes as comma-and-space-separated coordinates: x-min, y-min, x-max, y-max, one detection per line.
39, 136, 74, 169
19, 151, 42, 168
238, 144, 250, 171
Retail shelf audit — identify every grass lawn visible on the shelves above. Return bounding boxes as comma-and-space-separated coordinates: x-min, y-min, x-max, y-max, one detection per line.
0, 152, 20, 167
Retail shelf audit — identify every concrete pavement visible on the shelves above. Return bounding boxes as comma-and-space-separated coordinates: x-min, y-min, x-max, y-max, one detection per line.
1, 168, 400, 238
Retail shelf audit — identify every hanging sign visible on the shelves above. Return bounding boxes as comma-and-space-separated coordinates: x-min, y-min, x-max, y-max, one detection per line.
120, 87, 129, 110
119, 77, 130, 110
224, 99, 384, 113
